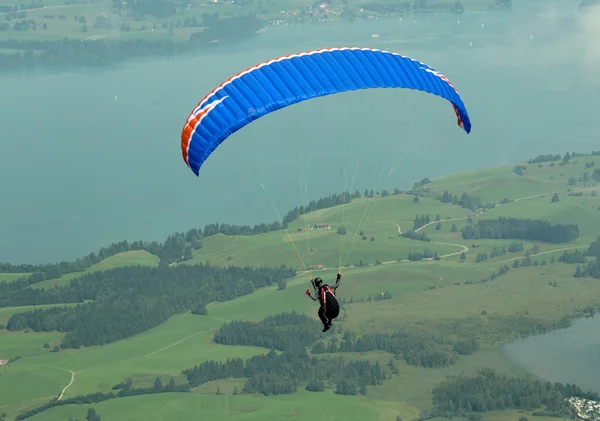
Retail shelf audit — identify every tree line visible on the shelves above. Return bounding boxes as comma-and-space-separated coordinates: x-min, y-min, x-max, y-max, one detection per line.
5, 263, 295, 348
214, 312, 480, 369
574, 237, 600, 279
183, 348, 384, 396
432, 368, 599, 417
462, 217, 579, 243
528, 154, 562, 164
0, 239, 134, 278
213, 311, 320, 351
311, 329, 478, 368
438, 190, 486, 211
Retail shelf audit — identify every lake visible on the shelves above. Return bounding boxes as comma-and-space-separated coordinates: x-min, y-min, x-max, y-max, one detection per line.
503, 315, 600, 393
1, 0, 599, 264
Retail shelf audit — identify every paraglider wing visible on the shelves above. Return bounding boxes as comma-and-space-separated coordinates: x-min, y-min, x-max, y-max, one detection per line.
181, 47, 471, 176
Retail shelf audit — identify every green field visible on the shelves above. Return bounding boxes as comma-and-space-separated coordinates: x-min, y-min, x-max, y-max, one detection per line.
1, 156, 599, 421
185, 195, 471, 270
423, 155, 599, 203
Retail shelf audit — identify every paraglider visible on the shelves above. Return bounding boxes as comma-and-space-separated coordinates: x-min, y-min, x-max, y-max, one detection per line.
306, 273, 342, 332
180, 47, 472, 177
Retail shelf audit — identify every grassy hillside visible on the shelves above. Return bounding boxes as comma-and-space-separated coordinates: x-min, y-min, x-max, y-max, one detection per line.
30, 250, 160, 290
421, 154, 598, 203
1, 154, 599, 421
185, 154, 599, 271
185, 195, 471, 269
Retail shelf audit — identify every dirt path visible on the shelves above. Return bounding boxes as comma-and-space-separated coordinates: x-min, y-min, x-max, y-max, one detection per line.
58, 370, 76, 401
414, 217, 468, 233
435, 242, 469, 258
145, 327, 220, 357
492, 245, 588, 264
512, 192, 550, 202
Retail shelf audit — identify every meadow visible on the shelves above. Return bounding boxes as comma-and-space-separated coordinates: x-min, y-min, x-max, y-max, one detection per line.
0, 155, 599, 421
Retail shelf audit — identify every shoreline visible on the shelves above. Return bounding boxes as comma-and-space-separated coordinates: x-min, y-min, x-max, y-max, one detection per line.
0, 2, 510, 75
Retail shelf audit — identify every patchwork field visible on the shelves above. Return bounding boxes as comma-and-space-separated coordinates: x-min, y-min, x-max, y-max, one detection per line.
1, 154, 599, 421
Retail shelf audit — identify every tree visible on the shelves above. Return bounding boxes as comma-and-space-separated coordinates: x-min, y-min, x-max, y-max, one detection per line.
460, 252, 467, 261
574, 265, 582, 278
359, 384, 367, 395
306, 379, 325, 392
451, 224, 458, 233
435, 222, 441, 230
233, 386, 239, 395
277, 279, 287, 290
153, 377, 162, 391
86, 408, 100, 421
413, 195, 420, 203
192, 303, 207, 315
551, 193, 560, 203
337, 226, 347, 235
216, 386, 221, 395
167, 377, 176, 391
370, 236, 375, 242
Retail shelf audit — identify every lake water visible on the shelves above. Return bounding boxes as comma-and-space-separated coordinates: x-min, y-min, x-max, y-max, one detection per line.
1, 0, 599, 264
503, 316, 600, 393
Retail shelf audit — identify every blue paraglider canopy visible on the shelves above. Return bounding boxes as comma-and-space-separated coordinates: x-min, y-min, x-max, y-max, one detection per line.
181, 47, 472, 176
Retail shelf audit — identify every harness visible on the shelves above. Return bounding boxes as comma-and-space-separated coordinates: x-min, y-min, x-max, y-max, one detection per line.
319, 285, 337, 312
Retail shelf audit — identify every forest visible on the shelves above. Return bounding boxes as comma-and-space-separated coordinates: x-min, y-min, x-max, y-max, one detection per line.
185, 312, 387, 395
461, 218, 579, 243
432, 368, 600, 417
182, 349, 384, 396
215, 312, 478, 368
4, 264, 295, 348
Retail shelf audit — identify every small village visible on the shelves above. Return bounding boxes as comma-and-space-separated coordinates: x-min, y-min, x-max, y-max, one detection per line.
568, 397, 600, 421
